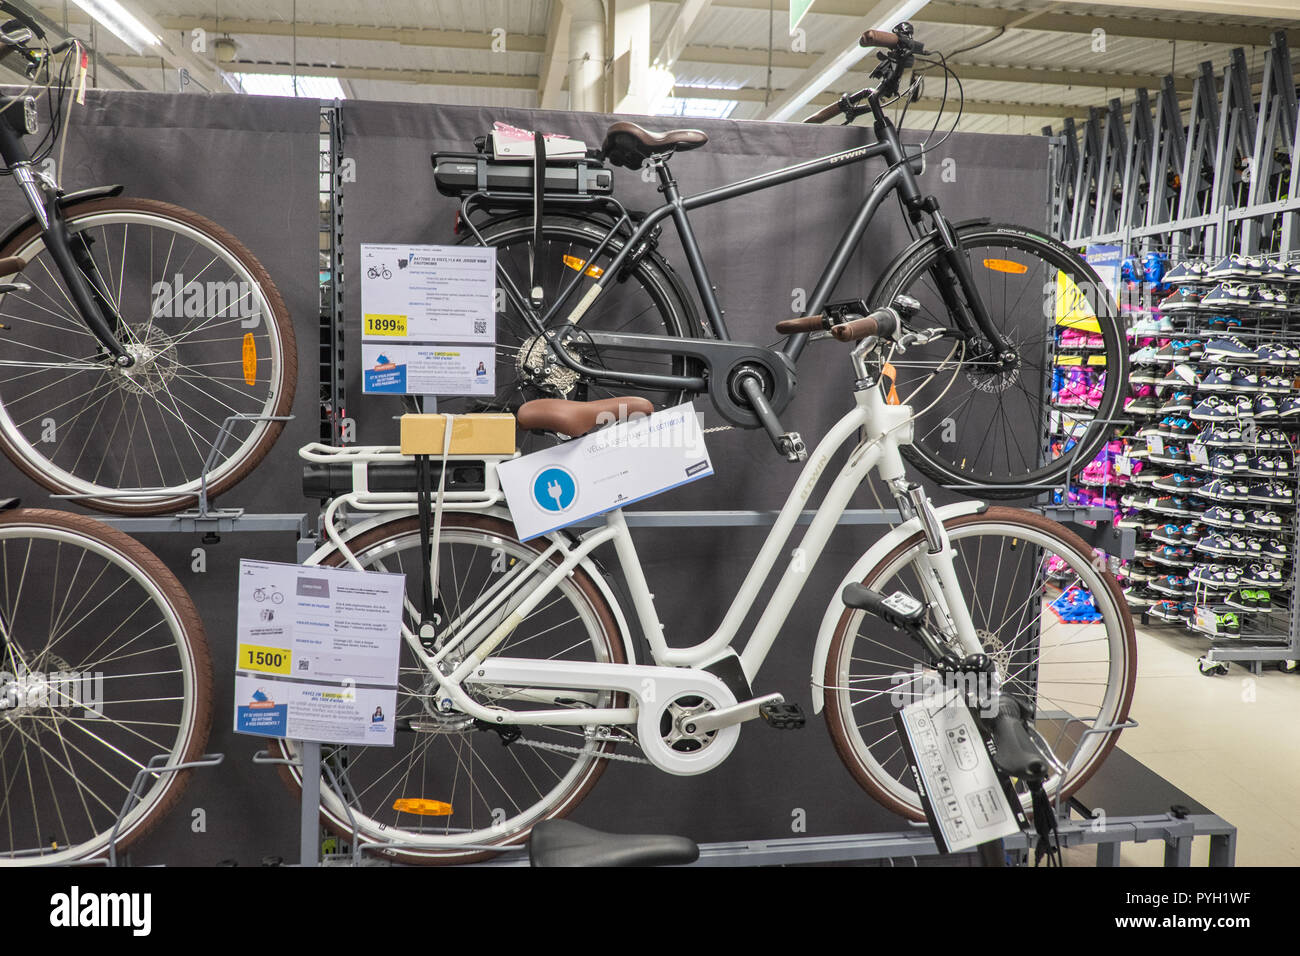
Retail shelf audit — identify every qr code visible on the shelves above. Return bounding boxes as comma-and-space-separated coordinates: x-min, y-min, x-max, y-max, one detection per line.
473, 320, 487, 334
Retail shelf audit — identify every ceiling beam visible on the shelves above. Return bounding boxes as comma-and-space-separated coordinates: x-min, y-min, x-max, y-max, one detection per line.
759, 0, 932, 121
1076, 0, 1300, 21
681, 84, 1090, 119
108, 57, 537, 90
537, 0, 571, 109
710, 0, 1300, 46
654, 0, 714, 68
107, 55, 1092, 120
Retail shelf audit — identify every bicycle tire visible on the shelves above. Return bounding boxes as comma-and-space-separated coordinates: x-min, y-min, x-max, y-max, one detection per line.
0, 197, 297, 515
452, 213, 701, 417
869, 223, 1126, 496
0, 507, 212, 863
824, 506, 1136, 821
274, 512, 627, 865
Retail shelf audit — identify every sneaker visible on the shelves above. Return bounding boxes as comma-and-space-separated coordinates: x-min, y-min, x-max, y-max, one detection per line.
1189, 565, 1239, 588
1243, 564, 1285, 588
1202, 282, 1258, 309
1157, 545, 1194, 565
1151, 574, 1191, 596
1226, 590, 1257, 611
1260, 374, 1291, 395
1166, 261, 1211, 284
1251, 482, 1292, 504
1198, 366, 1235, 391
1190, 397, 1234, 422
1247, 510, 1283, 531
1196, 532, 1235, 556
1202, 506, 1238, 527
1130, 365, 1163, 386
1151, 495, 1191, 516
1262, 538, 1288, 561
1205, 255, 1253, 280
1153, 473, 1200, 494
1131, 344, 1160, 365
1208, 454, 1239, 476
1158, 391, 1195, 414
1252, 588, 1274, 609
1203, 336, 1262, 363
1161, 287, 1204, 311
1259, 287, 1290, 310
1230, 367, 1261, 392
1279, 396, 1300, 418
1216, 612, 1242, 635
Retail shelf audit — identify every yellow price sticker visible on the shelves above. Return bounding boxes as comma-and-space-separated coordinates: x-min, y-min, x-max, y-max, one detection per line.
238, 643, 292, 675
365, 314, 408, 336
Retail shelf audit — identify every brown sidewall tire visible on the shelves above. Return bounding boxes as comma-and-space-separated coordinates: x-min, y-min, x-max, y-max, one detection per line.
273, 512, 627, 865
0, 198, 297, 515
824, 506, 1136, 821
0, 508, 212, 859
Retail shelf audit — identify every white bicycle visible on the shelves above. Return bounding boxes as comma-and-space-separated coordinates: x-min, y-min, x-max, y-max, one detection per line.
282, 304, 1135, 864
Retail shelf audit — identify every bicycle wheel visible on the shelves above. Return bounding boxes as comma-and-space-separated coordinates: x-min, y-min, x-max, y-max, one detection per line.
0, 198, 297, 515
869, 223, 1125, 496
824, 506, 1135, 820
277, 513, 627, 864
450, 213, 700, 419
0, 508, 211, 863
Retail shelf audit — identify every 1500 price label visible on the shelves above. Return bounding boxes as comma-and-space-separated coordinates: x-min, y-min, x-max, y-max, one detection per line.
239, 643, 292, 675
364, 313, 407, 336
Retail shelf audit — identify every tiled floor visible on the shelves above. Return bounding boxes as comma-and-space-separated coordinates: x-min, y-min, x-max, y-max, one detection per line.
1071, 623, 1300, 866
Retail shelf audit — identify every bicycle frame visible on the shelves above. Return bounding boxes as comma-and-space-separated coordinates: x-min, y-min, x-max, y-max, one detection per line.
462, 104, 1005, 397
310, 378, 988, 733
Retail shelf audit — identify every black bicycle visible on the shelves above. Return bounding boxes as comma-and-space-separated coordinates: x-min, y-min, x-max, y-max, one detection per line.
0, 4, 296, 515
433, 22, 1124, 495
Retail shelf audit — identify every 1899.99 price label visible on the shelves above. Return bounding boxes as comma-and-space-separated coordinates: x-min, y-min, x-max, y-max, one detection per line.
364, 313, 407, 336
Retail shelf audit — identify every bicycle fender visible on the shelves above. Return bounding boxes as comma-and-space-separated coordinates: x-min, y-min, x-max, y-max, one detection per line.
299, 506, 638, 666
808, 500, 986, 714
0, 185, 125, 251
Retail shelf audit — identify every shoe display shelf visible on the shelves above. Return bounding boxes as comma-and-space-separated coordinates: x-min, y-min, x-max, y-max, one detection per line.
1113, 255, 1300, 669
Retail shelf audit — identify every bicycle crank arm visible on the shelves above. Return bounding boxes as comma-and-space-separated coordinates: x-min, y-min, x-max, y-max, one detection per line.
683, 691, 783, 734
555, 329, 799, 429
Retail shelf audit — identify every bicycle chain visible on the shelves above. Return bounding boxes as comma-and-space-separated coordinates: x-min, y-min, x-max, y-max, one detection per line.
513, 736, 651, 765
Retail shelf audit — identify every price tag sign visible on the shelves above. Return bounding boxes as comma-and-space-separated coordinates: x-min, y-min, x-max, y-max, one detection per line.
1146, 436, 1164, 456
233, 560, 405, 746
1193, 605, 1218, 633
1188, 443, 1210, 465
1114, 455, 1132, 476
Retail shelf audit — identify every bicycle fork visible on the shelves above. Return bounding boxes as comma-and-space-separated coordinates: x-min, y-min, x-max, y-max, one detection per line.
4, 152, 132, 366
889, 478, 986, 661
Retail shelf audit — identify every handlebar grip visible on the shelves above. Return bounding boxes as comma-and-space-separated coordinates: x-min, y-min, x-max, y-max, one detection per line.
829, 307, 899, 342
0, 256, 25, 279
802, 102, 842, 125
860, 29, 899, 48
774, 314, 826, 335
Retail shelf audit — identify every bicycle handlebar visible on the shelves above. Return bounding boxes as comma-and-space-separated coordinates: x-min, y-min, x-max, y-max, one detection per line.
860, 29, 900, 48
773, 307, 899, 342
830, 308, 898, 342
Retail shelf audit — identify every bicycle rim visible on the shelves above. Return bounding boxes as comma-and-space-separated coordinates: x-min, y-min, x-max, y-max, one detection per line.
0, 509, 209, 864
454, 216, 698, 420
287, 514, 625, 864
871, 225, 1125, 495
0, 200, 294, 513
825, 508, 1135, 820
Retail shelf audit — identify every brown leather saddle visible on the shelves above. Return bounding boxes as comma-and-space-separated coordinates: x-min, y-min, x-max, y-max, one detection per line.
516, 396, 654, 437
600, 121, 708, 170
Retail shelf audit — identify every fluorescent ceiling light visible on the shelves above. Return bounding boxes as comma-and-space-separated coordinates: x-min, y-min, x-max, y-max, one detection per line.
69, 0, 159, 55
234, 73, 347, 100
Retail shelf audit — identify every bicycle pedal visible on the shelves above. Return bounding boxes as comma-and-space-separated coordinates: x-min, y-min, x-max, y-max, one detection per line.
759, 701, 806, 730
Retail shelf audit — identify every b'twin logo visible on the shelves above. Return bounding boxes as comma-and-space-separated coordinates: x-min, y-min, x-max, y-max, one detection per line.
49, 886, 151, 936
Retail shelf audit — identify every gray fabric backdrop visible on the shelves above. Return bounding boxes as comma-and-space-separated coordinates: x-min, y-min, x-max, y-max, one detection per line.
0, 88, 1048, 864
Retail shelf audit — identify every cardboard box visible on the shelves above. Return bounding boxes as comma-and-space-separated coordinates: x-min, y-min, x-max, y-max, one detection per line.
400, 413, 516, 455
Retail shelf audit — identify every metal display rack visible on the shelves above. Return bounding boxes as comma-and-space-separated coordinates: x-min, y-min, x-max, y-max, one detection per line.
1049, 30, 1300, 259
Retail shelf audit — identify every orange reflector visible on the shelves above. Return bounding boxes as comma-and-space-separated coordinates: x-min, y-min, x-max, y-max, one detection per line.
241, 333, 257, 385
983, 258, 1029, 275
393, 798, 453, 816
882, 361, 900, 405
562, 254, 604, 278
